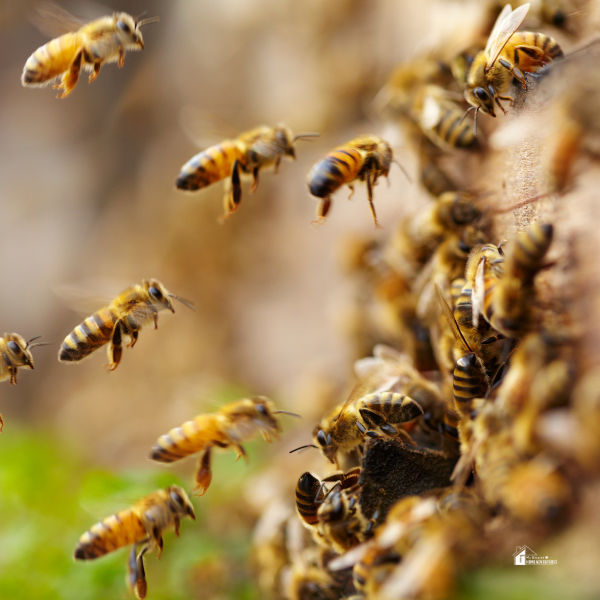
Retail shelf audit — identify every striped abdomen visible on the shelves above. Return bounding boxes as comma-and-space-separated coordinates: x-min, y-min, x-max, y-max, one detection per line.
150, 415, 215, 463
22, 33, 82, 86
295, 472, 324, 526
506, 32, 564, 72
358, 392, 423, 428
59, 308, 116, 362
307, 147, 363, 198
74, 508, 146, 560
452, 353, 488, 418
510, 223, 553, 284
175, 141, 244, 191
454, 284, 474, 328
481, 267, 499, 325
431, 102, 475, 149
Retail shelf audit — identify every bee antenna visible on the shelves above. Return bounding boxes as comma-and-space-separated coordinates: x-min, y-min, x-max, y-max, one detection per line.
274, 410, 302, 418
137, 16, 160, 28
392, 158, 412, 183
292, 133, 320, 143
26, 335, 42, 345
289, 444, 317, 454
168, 294, 195, 311
28, 341, 53, 349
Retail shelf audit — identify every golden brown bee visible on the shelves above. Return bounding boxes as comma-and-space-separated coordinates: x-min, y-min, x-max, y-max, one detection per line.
176, 125, 318, 219
150, 397, 298, 495
58, 279, 193, 372
307, 135, 394, 229
0, 333, 45, 431
464, 3, 563, 132
74, 485, 195, 599
22, 10, 159, 98
310, 387, 423, 465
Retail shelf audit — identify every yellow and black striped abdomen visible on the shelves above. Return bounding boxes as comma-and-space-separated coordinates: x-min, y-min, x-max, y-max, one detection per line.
74, 509, 146, 560
149, 415, 215, 463
358, 392, 423, 427
452, 353, 488, 417
59, 308, 116, 362
508, 32, 564, 71
307, 147, 364, 199
175, 141, 243, 191
295, 472, 323, 526
482, 272, 498, 324
22, 33, 82, 86
432, 103, 475, 149
511, 223, 553, 283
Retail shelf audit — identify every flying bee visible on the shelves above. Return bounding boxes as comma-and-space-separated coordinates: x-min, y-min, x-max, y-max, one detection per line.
74, 485, 195, 599
0, 333, 47, 431
58, 279, 194, 372
464, 3, 563, 133
22, 8, 159, 98
307, 135, 395, 229
150, 397, 299, 495
176, 124, 318, 219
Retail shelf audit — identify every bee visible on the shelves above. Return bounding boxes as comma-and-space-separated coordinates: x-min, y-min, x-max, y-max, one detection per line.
22, 10, 159, 99
0, 333, 46, 431
58, 279, 193, 371
74, 485, 195, 599
307, 135, 394, 229
464, 3, 563, 133
310, 385, 424, 465
473, 223, 553, 338
415, 85, 476, 150
150, 397, 299, 495
176, 125, 318, 219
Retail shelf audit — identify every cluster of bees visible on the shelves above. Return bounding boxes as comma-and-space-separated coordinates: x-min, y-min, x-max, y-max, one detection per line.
4, 1, 600, 599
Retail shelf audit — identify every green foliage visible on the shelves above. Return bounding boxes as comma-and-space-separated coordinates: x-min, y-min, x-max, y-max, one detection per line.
0, 426, 257, 600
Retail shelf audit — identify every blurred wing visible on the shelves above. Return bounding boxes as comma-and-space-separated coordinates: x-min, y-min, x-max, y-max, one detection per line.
53, 283, 113, 317
472, 259, 485, 329
179, 106, 241, 149
435, 283, 472, 354
486, 4, 530, 69
485, 4, 512, 54
31, 2, 85, 37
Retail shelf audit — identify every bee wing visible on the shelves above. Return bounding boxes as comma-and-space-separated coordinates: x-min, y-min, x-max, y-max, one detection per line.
53, 283, 115, 316
30, 2, 87, 37
435, 283, 472, 354
486, 4, 530, 70
179, 106, 242, 149
471, 258, 486, 329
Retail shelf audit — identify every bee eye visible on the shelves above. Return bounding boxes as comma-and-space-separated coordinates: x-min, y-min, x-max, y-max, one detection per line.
474, 88, 488, 101
317, 430, 328, 447
170, 491, 183, 506
458, 240, 471, 253
256, 404, 268, 417
7, 341, 19, 353
149, 286, 163, 299
117, 20, 131, 34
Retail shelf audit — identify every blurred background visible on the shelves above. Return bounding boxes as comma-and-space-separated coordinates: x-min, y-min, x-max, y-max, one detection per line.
0, 0, 597, 599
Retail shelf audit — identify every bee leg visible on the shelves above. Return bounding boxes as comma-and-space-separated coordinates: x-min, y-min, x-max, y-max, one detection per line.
88, 62, 102, 84
118, 47, 126, 68
365, 173, 382, 229
127, 329, 139, 349
153, 310, 159, 330
9, 367, 17, 385
128, 545, 148, 599
174, 516, 181, 537
273, 156, 281, 175
250, 166, 259, 193
155, 532, 164, 559
498, 57, 526, 89
106, 321, 123, 372
494, 97, 508, 115
54, 48, 83, 99
194, 448, 213, 496
260, 430, 273, 444
347, 184, 355, 200
235, 444, 249, 463
311, 198, 331, 227
222, 160, 242, 219
0, 412, 3, 432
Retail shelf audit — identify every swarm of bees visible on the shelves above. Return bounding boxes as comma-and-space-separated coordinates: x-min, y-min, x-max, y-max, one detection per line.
8, 1, 600, 599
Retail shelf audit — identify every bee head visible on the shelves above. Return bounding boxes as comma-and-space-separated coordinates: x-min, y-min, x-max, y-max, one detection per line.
145, 280, 175, 313
376, 140, 394, 176
114, 14, 145, 50
465, 86, 496, 118
274, 125, 296, 158
313, 427, 336, 463
4, 333, 34, 369
252, 397, 281, 431
168, 485, 196, 520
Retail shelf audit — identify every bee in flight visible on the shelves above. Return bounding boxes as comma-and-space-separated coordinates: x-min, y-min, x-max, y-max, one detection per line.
307, 135, 396, 229
150, 397, 300, 495
58, 279, 194, 372
176, 124, 319, 220
74, 485, 195, 599
21, 8, 159, 98
464, 3, 563, 133
0, 333, 47, 431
